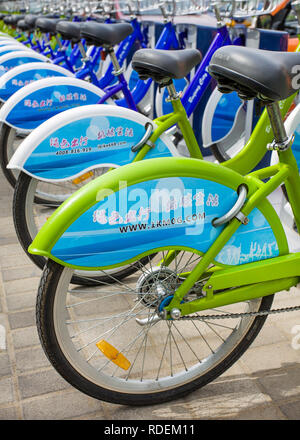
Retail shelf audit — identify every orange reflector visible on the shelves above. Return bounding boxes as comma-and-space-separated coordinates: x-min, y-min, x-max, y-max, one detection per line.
96, 340, 131, 371
72, 171, 94, 185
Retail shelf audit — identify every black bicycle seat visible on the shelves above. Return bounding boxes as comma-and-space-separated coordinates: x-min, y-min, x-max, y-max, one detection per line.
24, 14, 41, 28
80, 22, 133, 47
209, 45, 300, 102
4, 15, 24, 25
132, 48, 202, 83
35, 18, 65, 35
17, 19, 33, 32
56, 21, 82, 43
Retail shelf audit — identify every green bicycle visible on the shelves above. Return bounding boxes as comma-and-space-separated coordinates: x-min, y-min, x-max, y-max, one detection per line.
29, 44, 300, 405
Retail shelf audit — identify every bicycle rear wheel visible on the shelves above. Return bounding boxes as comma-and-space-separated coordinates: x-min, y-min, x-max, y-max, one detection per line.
36, 255, 273, 406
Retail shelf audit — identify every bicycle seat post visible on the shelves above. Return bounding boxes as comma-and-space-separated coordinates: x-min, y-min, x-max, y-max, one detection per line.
77, 40, 89, 61
212, 2, 223, 28
108, 47, 123, 76
266, 101, 293, 152
165, 81, 181, 102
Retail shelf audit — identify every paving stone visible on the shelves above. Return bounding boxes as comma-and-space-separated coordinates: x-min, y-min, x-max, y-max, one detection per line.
0, 406, 19, 420
0, 254, 33, 269
0, 352, 11, 377
249, 320, 287, 348
15, 346, 50, 373
256, 366, 300, 401
2, 266, 41, 282
0, 378, 14, 404
240, 342, 300, 374
279, 399, 300, 420
102, 397, 195, 420
12, 326, 40, 349
70, 411, 107, 420
18, 369, 71, 399
0, 236, 18, 246
226, 404, 286, 420
6, 292, 36, 312
22, 390, 104, 420
273, 315, 300, 341
0, 244, 27, 258
183, 375, 272, 420
4, 277, 40, 295
8, 309, 36, 330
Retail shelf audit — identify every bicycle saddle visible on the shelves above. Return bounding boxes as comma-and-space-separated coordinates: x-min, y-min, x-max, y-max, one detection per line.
17, 19, 33, 32
209, 45, 300, 102
25, 14, 41, 28
35, 18, 64, 35
4, 15, 24, 25
80, 22, 133, 47
132, 49, 202, 83
56, 21, 82, 43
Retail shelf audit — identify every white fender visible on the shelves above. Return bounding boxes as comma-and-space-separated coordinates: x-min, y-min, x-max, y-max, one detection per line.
0, 44, 32, 54
0, 76, 115, 131
0, 62, 73, 91
0, 40, 23, 46
8, 104, 179, 182
0, 50, 49, 64
0, 62, 74, 102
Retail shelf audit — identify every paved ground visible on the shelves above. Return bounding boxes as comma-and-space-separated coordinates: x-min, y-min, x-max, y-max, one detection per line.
0, 168, 300, 421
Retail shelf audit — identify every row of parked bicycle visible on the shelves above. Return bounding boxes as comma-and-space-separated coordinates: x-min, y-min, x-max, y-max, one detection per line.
0, 0, 300, 407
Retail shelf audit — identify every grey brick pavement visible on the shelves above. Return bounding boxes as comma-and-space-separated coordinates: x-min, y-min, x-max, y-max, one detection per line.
0, 170, 299, 420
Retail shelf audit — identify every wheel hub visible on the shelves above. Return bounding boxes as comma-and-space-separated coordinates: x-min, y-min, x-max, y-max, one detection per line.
136, 266, 179, 309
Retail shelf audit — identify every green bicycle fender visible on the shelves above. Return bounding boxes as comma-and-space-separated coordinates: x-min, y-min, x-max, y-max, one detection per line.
28, 157, 288, 270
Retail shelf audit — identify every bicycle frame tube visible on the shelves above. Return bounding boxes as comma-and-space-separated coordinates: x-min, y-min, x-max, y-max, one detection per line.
97, 73, 138, 111
117, 20, 181, 107
133, 97, 203, 161
182, 25, 234, 117
98, 18, 145, 90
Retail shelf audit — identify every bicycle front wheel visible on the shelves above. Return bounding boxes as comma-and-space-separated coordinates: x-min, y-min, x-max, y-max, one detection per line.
36, 255, 273, 406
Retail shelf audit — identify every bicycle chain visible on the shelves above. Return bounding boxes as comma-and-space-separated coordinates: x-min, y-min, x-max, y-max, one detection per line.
178, 305, 300, 321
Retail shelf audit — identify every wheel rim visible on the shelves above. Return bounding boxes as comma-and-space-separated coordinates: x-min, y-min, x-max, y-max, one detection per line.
51, 254, 264, 395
